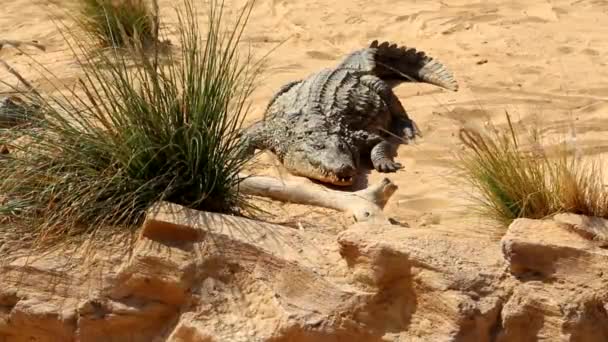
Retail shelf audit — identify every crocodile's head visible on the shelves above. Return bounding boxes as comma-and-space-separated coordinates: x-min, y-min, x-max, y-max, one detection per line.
283, 134, 358, 186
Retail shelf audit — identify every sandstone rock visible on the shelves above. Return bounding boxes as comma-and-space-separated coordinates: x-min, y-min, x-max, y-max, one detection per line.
140, 202, 384, 341
0, 202, 383, 341
554, 213, 608, 247
499, 217, 608, 342
338, 223, 506, 341
3, 205, 608, 341
496, 283, 559, 342
501, 218, 608, 281
496, 280, 608, 342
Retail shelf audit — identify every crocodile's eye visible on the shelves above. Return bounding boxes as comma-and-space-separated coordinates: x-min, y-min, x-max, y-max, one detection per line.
338, 143, 349, 151
312, 143, 325, 150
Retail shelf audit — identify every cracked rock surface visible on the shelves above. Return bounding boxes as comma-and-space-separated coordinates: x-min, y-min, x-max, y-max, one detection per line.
2, 203, 607, 341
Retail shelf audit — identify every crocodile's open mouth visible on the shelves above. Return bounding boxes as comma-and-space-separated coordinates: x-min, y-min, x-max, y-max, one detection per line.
285, 161, 355, 186
314, 170, 354, 186
283, 147, 357, 187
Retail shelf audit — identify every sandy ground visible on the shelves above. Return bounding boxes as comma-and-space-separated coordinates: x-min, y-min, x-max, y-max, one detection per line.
1, 0, 608, 237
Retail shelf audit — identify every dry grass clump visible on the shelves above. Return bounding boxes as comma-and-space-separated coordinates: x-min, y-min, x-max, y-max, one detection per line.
76, 0, 160, 49
457, 112, 608, 227
0, 0, 260, 248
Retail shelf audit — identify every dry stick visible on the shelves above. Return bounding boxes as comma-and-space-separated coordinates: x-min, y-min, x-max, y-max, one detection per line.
0, 40, 46, 52
0, 39, 46, 96
238, 174, 398, 224
0, 59, 40, 97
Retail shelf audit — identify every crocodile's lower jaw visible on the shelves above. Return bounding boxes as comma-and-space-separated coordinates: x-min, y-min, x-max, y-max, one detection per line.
292, 169, 354, 186
316, 174, 354, 186
283, 157, 355, 186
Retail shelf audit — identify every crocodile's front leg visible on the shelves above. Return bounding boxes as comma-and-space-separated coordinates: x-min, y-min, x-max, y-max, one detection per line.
353, 129, 403, 173
370, 140, 403, 172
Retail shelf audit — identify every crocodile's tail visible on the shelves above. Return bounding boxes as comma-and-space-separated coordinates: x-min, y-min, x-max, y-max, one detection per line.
339, 40, 459, 91
370, 40, 458, 91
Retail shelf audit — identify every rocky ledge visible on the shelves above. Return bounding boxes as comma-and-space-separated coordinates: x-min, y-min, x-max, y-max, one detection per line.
1, 203, 607, 341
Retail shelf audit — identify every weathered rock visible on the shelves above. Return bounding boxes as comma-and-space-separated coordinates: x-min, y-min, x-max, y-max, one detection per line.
499, 217, 608, 342
338, 223, 506, 341
496, 283, 559, 342
3, 207, 608, 341
0, 202, 383, 341
501, 217, 608, 281
554, 213, 608, 247
140, 202, 387, 341
496, 280, 608, 342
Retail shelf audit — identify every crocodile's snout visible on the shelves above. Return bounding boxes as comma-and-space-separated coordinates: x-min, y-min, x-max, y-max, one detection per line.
283, 135, 358, 186
333, 163, 356, 184
336, 164, 355, 177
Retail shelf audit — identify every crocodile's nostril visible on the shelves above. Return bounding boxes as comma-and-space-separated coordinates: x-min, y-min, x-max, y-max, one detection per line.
336, 164, 356, 177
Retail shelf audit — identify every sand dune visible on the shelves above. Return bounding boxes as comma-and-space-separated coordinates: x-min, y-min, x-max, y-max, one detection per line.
1, 0, 608, 235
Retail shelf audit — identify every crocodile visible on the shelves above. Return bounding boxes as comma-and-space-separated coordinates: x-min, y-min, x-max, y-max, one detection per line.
241, 40, 458, 186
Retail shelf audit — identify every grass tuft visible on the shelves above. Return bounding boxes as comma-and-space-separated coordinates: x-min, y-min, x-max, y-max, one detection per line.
0, 0, 261, 249
457, 111, 608, 227
76, 0, 160, 49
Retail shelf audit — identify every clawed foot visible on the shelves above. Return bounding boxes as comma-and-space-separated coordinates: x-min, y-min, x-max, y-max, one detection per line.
405, 119, 423, 140
403, 126, 417, 141
373, 158, 403, 173
395, 117, 422, 144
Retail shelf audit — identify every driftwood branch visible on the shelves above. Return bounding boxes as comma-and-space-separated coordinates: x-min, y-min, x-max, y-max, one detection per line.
238, 174, 398, 224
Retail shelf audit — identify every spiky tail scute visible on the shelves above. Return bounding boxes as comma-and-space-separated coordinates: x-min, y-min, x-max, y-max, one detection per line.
369, 40, 458, 91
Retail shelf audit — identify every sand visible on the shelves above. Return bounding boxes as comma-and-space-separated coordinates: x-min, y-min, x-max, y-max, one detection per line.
1, 0, 608, 236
